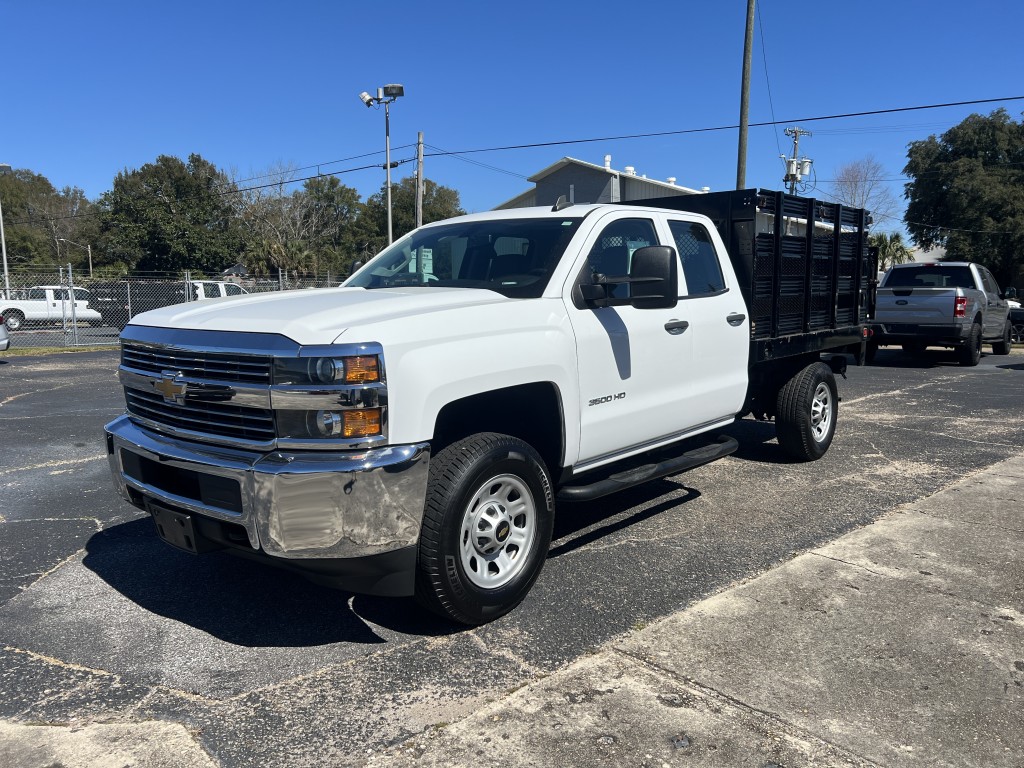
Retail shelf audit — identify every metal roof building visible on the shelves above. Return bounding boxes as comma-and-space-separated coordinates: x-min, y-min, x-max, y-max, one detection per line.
494, 155, 706, 210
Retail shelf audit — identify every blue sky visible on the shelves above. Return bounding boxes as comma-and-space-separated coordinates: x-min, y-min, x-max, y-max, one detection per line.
2, 0, 1022, 234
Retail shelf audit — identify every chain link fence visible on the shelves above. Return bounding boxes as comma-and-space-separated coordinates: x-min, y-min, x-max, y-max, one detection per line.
0, 267, 341, 352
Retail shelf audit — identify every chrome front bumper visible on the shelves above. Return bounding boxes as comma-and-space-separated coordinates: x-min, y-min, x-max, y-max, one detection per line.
105, 415, 431, 561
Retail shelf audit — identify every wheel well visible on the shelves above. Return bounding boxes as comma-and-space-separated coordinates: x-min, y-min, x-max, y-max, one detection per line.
432, 382, 564, 476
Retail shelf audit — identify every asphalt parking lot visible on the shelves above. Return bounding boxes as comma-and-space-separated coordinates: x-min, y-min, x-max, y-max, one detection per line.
1, 346, 1023, 766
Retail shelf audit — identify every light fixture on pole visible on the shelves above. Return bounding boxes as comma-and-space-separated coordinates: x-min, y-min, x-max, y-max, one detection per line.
59, 238, 93, 277
358, 84, 404, 244
0, 162, 11, 299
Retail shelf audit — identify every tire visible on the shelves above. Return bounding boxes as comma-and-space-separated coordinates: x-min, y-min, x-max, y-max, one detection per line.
3, 311, 24, 332
415, 433, 554, 625
958, 322, 982, 366
775, 362, 838, 462
1013, 323, 1024, 345
864, 341, 878, 365
992, 320, 1012, 356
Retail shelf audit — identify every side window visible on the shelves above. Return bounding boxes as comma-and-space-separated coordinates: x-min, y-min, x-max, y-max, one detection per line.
669, 220, 726, 296
586, 218, 658, 298
225, 284, 244, 296
28, 289, 46, 300
980, 268, 1000, 295
203, 284, 219, 299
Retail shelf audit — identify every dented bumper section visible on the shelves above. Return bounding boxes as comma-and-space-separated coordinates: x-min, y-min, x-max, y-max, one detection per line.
104, 415, 430, 596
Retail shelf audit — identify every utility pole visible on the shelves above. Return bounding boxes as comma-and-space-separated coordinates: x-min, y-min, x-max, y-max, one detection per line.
415, 131, 424, 229
736, 0, 756, 190
782, 126, 813, 194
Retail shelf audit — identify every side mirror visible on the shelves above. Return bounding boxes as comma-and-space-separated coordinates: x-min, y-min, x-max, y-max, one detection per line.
629, 245, 678, 309
348, 260, 365, 278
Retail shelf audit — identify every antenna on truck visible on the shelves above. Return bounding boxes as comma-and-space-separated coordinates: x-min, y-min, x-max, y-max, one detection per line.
552, 195, 574, 212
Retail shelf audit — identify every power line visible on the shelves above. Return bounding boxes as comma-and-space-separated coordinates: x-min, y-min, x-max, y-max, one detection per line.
421, 95, 1024, 160
756, 1, 782, 157
6, 95, 1023, 227
227, 145, 417, 186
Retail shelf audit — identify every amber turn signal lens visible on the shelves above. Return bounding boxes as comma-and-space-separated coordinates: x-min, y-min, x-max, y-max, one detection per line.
343, 409, 382, 438
344, 356, 380, 383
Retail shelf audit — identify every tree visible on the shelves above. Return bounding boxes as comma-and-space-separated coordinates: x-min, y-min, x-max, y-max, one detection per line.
869, 231, 913, 273
904, 109, 1024, 287
233, 168, 365, 277
829, 155, 899, 228
100, 154, 244, 273
0, 169, 100, 269
361, 176, 465, 255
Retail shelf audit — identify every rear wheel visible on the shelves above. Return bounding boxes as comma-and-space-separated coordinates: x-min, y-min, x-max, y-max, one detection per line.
4, 311, 24, 331
958, 322, 982, 366
992, 320, 1012, 356
776, 362, 838, 462
415, 433, 554, 625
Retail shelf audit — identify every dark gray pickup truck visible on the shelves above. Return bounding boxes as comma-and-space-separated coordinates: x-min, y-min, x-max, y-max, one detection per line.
871, 261, 1013, 365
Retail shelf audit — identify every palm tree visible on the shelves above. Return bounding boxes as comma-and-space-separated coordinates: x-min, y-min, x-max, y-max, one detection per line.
869, 231, 914, 272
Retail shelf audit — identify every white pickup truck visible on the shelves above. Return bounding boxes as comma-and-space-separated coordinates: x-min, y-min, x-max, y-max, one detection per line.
104, 189, 873, 624
871, 261, 1013, 365
0, 285, 102, 331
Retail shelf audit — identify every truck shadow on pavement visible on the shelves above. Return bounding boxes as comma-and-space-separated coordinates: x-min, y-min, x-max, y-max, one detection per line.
869, 348, 989, 369
549, 483, 700, 559
82, 518, 458, 644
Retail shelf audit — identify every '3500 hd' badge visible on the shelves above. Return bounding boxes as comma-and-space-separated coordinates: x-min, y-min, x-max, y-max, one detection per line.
588, 392, 626, 407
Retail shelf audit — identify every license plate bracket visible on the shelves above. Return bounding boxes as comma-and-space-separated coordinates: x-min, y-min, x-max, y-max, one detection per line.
147, 502, 217, 554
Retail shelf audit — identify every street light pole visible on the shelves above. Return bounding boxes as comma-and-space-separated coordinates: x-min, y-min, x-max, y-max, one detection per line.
59, 238, 93, 277
384, 98, 394, 244
0, 162, 11, 298
359, 84, 405, 245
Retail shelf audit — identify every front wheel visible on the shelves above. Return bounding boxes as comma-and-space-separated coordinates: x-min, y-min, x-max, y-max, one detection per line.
1012, 323, 1024, 345
775, 362, 838, 461
415, 433, 554, 625
992, 320, 1013, 356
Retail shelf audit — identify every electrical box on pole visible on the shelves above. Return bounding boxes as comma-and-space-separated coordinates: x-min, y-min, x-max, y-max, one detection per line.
781, 127, 813, 195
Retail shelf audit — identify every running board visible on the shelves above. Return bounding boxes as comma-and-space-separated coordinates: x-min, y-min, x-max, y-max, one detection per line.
557, 435, 738, 502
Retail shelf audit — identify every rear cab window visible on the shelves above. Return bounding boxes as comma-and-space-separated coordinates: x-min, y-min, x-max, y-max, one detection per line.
667, 220, 726, 297
884, 266, 975, 288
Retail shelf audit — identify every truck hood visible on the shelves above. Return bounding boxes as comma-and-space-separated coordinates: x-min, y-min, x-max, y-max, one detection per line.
127, 287, 510, 345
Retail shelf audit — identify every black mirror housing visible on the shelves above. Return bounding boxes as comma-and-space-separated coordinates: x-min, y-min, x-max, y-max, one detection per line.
629, 245, 678, 309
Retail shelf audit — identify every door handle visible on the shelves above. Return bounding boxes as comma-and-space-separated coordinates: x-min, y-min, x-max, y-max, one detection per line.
664, 320, 689, 335
727, 313, 746, 326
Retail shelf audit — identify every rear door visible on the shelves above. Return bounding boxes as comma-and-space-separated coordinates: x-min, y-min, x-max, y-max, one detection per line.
977, 266, 1009, 338
661, 217, 749, 422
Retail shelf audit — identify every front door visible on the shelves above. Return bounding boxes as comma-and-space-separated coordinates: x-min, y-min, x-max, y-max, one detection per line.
567, 213, 696, 467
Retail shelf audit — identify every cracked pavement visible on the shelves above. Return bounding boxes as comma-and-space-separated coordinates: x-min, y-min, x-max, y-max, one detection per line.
1, 347, 1023, 766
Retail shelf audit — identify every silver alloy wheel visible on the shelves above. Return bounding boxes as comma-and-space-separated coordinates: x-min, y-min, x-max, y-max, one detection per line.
809, 382, 833, 443
460, 473, 536, 590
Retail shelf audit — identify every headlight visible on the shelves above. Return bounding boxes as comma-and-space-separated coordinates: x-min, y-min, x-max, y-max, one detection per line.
276, 355, 381, 385
278, 408, 383, 440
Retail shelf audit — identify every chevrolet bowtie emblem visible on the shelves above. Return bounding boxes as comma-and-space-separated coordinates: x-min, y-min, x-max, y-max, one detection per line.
153, 370, 188, 405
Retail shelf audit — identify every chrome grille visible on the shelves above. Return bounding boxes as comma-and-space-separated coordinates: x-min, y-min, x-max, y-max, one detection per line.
122, 343, 272, 384
126, 387, 275, 443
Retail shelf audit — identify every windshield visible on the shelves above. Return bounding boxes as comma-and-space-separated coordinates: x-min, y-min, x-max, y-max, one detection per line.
347, 217, 584, 298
